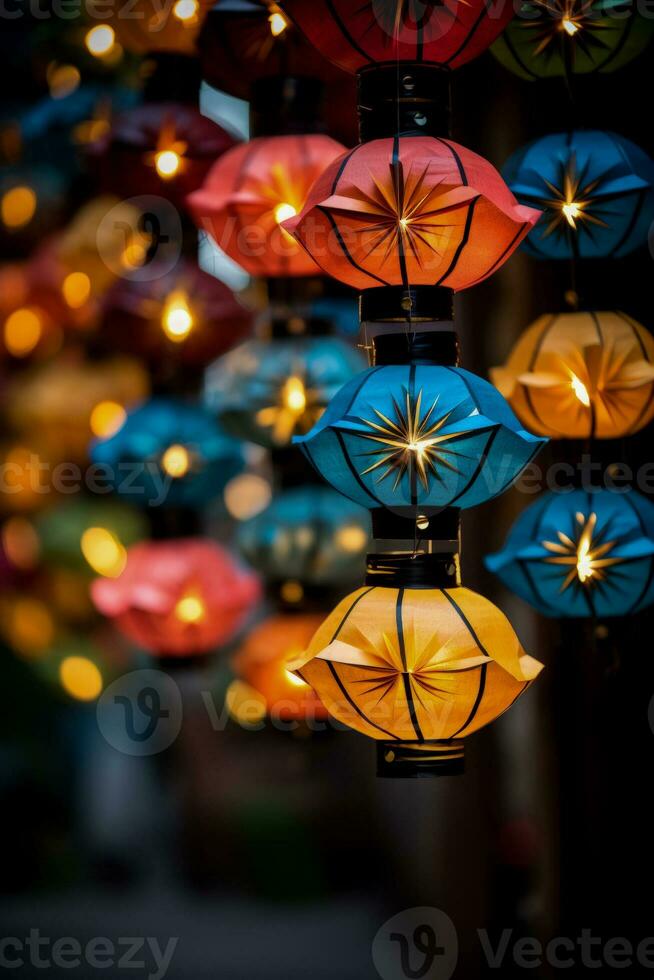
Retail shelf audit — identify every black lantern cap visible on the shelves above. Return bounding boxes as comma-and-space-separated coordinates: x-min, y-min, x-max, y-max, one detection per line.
358, 62, 451, 141
376, 740, 465, 778
360, 285, 454, 325
371, 328, 459, 366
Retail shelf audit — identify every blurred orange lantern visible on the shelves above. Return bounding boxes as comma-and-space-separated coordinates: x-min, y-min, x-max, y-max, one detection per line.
107, 0, 213, 54
91, 538, 261, 657
491, 311, 654, 439
228, 614, 329, 723
188, 134, 347, 277
286, 136, 540, 290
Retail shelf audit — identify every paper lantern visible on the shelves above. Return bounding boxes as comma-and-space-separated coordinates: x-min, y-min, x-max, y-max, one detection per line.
91, 539, 261, 656
294, 363, 545, 514
503, 130, 654, 260
279, 0, 517, 71
88, 104, 236, 211
101, 258, 253, 366
288, 584, 542, 773
108, 0, 214, 53
91, 398, 245, 507
35, 499, 147, 576
492, 0, 654, 80
228, 613, 330, 723
237, 486, 370, 588
286, 137, 540, 291
188, 134, 347, 278
491, 311, 654, 439
487, 489, 654, 618
204, 334, 365, 448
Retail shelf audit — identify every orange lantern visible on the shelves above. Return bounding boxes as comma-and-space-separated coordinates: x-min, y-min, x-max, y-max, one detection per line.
228, 614, 329, 723
286, 136, 540, 290
188, 134, 347, 277
491, 311, 654, 439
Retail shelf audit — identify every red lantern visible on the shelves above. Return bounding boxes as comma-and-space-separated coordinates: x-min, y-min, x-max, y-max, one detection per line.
88, 104, 236, 212
286, 136, 540, 290
91, 539, 261, 657
279, 0, 515, 72
188, 134, 347, 278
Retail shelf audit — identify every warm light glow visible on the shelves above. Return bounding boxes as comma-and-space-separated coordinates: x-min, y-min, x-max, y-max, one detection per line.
90, 400, 127, 438
1, 517, 40, 570
59, 656, 103, 701
173, 0, 198, 20
155, 149, 182, 180
161, 444, 191, 478
562, 201, 582, 227
62, 271, 91, 309
175, 593, 205, 623
282, 375, 307, 413
223, 474, 272, 521
285, 667, 308, 688
225, 679, 267, 726
1, 186, 37, 229
269, 9, 289, 36
335, 524, 368, 553
576, 537, 593, 583
80, 527, 127, 578
561, 16, 580, 34
85, 24, 116, 57
6, 598, 54, 658
274, 202, 297, 224
48, 62, 81, 99
570, 373, 591, 407
161, 290, 194, 341
280, 579, 303, 604
4, 307, 43, 357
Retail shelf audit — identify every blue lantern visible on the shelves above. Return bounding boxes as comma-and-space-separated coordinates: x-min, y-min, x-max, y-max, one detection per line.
204, 335, 366, 449
237, 486, 370, 588
486, 489, 654, 618
91, 398, 245, 507
503, 131, 654, 260
293, 365, 546, 515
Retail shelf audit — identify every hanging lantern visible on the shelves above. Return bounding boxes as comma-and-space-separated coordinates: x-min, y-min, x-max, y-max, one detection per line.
107, 0, 214, 54
492, 0, 654, 81
294, 360, 546, 514
204, 334, 365, 448
91, 398, 245, 507
237, 486, 370, 590
491, 310, 654, 439
286, 137, 540, 290
88, 104, 236, 212
188, 134, 347, 278
35, 499, 147, 577
503, 130, 654, 260
278, 0, 517, 71
100, 258, 252, 367
288, 583, 542, 774
227, 613, 330, 724
91, 538, 261, 657
486, 489, 654, 618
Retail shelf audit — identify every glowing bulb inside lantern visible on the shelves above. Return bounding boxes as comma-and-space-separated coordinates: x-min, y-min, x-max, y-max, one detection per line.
408, 440, 429, 458
62, 271, 91, 309
576, 538, 593, 583
60, 656, 103, 701
274, 202, 297, 224
161, 444, 191, 478
85, 25, 115, 57
285, 668, 308, 688
562, 17, 580, 34
269, 8, 289, 36
80, 527, 127, 578
1, 186, 36, 229
173, 0, 198, 20
335, 524, 368, 553
175, 594, 205, 623
282, 376, 307, 413
90, 400, 126, 438
4, 307, 43, 357
162, 290, 193, 341
562, 201, 582, 227
155, 149, 182, 179
570, 373, 591, 407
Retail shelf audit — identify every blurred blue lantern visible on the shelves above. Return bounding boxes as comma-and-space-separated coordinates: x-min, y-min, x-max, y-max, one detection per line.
237, 486, 370, 589
204, 335, 365, 449
503, 131, 654, 260
91, 398, 245, 507
294, 365, 546, 515
486, 489, 654, 618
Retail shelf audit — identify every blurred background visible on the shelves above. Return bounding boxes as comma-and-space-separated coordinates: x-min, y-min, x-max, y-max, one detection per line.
1, 2, 654, 977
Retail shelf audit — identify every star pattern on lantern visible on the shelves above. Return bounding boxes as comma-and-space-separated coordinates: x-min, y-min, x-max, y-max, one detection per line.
357, 388, 471, 491
537, 153, 609, 239
542, 511, 622, 592
519, 0, 613, 58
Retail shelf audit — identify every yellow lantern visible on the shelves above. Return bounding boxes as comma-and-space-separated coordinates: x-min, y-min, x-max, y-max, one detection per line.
491, 311, 654, 439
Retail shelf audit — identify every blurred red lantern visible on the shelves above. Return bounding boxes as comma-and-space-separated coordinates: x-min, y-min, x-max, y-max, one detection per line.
188, 134, 347, 277
88, 104, 237, 212
279, 0, 515, 71
101, 259, 253, 367
286, 136, 540, 290
91, 539, 261, 657
228, 613, 329, 722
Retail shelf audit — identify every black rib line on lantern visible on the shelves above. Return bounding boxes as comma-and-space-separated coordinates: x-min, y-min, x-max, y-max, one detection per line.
449, 663, 487, 738
517, 558, 555, 614
609, 188, 646, 258
396, 589, 425, 741
523, 313, 559, 433
434, 198, 479, 286
475, 222, 529, 284
331, 145, 359, 194
227, 138, 266, 276
448, 427, 499, 506
409, 362, 418, 506
326, 662, 399, 739
330, 585, 377, 643
443, 6, 489, 66
590, 310, 604, 346
627, 555, 654, 615
392, 135, 411, 291
318, 207, 391, 286
323, 0, 374, 62
619, 311, 649, 360
493, 679, 529, 725
433, 137, 468, 184
342, 366, 384, 417
491, 438, 544, 500
335, 430, 386, 506
596, 10, 635, 71
501, 30, 539, 79
440, 589, 492, 658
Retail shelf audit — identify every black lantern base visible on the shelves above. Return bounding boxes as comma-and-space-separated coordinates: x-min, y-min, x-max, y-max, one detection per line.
376, 740, 465, 778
